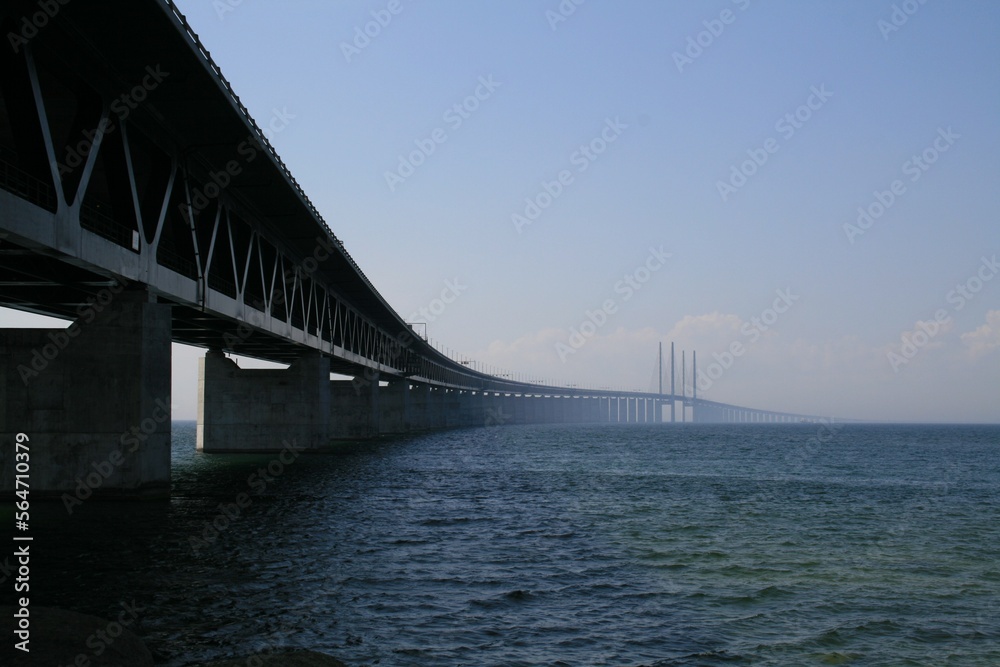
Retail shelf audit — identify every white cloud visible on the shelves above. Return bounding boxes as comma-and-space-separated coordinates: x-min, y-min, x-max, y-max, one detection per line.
961, 310, 1000, 356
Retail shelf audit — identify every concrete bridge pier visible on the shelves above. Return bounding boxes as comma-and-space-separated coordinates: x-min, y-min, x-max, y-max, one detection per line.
328, 376, 378, 440
494, 392, 514, 426
507, 394, 523, 424
198, 349, 331, 450
533, 396, 547, 423
520, 395, 536, 424
409, 384, 446, 431
430, 387, 448, 429
480, 391, 501, 425
379, 381, 411, 434
517, 395, 532, 423
409, 384, 429, 430
444, 389, 476, 428
1, 291, 172, 498
466, 390, 485, 426
544, 397, 559, 423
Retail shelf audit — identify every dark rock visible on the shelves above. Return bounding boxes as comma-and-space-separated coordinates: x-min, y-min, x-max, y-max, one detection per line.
2, 605, 153, 666
196, 650, 348, 666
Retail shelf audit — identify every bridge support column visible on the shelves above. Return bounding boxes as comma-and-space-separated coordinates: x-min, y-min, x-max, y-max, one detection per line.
409, 384, 429, 430
445, 389, 477, 428
379, 381, 411, 434
1, 292, 172, 498
199, 349, 331, 450
498, 393, 513, 425
409, 384, 444, 430
442, 390, 458, 428
429, 387, 447, 429
508, 394, 523, 424
545, 397, 558, 423
482, 392, 501, 426
465, 391, 484, 427
528, 395, 543, 424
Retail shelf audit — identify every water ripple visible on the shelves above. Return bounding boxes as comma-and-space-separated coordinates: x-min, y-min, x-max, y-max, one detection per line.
23, 423, 1000, 666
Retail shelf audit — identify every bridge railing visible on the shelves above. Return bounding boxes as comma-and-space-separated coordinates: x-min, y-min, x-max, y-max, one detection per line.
0, 158, 57, 213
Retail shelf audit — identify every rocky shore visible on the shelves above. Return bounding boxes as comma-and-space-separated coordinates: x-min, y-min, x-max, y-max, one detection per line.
4, 606, 346, 666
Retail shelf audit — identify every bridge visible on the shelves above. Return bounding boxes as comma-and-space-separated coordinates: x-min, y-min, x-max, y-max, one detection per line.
0, 0, 832, 499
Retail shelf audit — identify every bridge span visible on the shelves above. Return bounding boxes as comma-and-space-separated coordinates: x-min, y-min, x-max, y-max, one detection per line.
0, 0, 827, 499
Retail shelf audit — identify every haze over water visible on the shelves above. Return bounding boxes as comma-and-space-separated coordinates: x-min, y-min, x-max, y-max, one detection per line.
26, 422, 1000, 666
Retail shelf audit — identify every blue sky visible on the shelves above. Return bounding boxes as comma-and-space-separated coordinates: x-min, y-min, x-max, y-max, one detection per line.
4, 0, 999, 421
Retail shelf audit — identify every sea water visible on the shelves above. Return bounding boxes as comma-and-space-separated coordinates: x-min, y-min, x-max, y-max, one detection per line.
25, 422, 1000, 666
